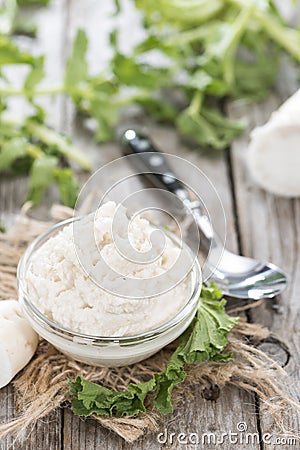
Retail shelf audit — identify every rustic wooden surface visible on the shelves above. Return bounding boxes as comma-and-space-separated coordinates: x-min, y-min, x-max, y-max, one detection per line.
0, 1, 300, 449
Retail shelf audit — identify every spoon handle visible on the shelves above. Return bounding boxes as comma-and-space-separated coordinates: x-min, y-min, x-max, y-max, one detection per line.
122, 129, 190, 199
122, 130, 215, 254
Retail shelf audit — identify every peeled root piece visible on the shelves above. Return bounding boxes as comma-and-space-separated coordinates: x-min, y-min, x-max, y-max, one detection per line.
247, 123, 300, 197
0, 300, 39, 389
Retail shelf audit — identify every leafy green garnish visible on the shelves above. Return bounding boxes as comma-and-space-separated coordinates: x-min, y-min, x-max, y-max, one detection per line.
69, 284, 238, 418
24, 56, 45, 93
0, 34, 34, 65
0, 1, 91, 208
64, 29, 88, 89
0, 114, 91, 207
60, 0, 300, 149
27, 155, 57, 205
1, 0, 300, 206
54, 168, 79, 209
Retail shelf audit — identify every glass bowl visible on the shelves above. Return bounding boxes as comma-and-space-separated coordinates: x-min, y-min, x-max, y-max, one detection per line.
17, 217, 202, 367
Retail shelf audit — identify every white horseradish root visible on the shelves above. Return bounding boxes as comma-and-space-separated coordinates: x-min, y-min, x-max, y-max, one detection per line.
0, 300, 38, 389
247, 88, 300, 197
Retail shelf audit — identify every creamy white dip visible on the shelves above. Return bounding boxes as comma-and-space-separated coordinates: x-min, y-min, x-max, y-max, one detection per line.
26, 201, 192, 336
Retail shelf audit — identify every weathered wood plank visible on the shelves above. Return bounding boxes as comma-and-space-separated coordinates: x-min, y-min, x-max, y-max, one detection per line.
63, 408, 124, 450
63, 3, 260, 449
227, 73, 300, 448
124, 386, 260, 450
0, 1, 68, 449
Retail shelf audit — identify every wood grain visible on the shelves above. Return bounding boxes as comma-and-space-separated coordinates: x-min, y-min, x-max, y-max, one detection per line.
227, 71, 300, 448
0, 0, 67, 448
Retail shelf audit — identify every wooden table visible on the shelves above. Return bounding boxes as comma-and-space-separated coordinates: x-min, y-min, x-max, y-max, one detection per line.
0, 1, 300, 449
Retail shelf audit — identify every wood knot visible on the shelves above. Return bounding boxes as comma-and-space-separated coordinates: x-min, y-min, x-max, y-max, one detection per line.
202, 383, 220, 402
257, 337, 290, 367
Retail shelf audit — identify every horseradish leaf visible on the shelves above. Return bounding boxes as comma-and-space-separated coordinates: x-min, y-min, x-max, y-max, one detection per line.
69, 284, 238, 418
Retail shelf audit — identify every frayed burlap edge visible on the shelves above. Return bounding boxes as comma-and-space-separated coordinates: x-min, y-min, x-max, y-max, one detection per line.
0, 205, 299, 443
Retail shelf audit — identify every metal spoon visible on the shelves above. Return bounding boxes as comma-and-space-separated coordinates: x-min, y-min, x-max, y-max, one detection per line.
122, 130, 288, 300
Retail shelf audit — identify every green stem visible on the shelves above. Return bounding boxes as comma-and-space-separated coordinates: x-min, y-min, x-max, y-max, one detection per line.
26, 120, 91, 171
189, 91, 202, 116
0, 113, 91, 171
0, 84, 99, 105
227, 0, 300, 63
114, 91, 153, 107
223, 5, 255, 86
156, 0, 224, 24
255, 10, 300, 62
0, 85, 64, 96
25, 143, 44, 159
165, 22, 216, 46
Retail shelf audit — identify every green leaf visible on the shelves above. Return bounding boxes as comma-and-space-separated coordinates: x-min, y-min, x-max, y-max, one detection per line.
0, 35, 34, 65
113, 0, 121, 15
70, 283, 238, 418
133, 35, 178, 59
233, 30, 279, 99
0, 0, 18, 35
202, 108, 246, 142
197, 7, 255, 86
0, 137, 27, 170
177, 105, 245, 150
24, 56, 45, 92
134, 0, 224, 25
13, 20, 37, 38
136, 95, 178, 121
0, 114, 89, 207
89, 97, 119, 142
183, 70, 228, 97
180, 298, 238, 364
153, 355, 186, 414
27, 155, 57, 205
65, 29, 88, 89
54, 168, 79, 208
70, 376, 156, 417
111, 52, 169, 90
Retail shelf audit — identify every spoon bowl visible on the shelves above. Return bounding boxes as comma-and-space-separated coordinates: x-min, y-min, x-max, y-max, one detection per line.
207, 249, 288, 299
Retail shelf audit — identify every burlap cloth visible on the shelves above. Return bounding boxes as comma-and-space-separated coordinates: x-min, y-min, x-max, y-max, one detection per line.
0, 205, 299, 443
